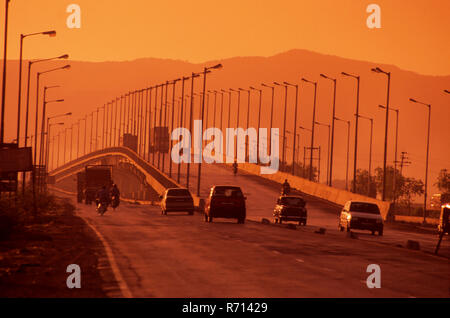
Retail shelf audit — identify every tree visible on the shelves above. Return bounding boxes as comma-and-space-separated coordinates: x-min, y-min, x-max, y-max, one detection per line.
400, 177, 424, 213
435, 169, 450, 194
351, 169, 377, 198
374, 165, 405, 201
292, 162, 319, 182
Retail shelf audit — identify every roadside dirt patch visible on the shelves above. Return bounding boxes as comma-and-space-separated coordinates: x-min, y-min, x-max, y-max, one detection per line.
0, 197, 118, 297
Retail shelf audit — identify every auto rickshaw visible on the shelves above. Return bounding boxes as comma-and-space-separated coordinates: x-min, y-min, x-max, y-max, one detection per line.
435, 204, 449, 254
438, 204, 450, 234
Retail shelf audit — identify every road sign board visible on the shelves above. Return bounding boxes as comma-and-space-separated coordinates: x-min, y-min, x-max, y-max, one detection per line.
0, 147, 33, 172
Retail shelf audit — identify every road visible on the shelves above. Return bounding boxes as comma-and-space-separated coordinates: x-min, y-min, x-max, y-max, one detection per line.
58, 199, 449, 297
161, 159, 450, 256
53, 158, 449, 297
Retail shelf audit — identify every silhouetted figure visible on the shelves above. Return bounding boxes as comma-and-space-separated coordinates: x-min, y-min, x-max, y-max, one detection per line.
110, 183, 120, 210
282, 179, 291, 195
232, 161, 238, 175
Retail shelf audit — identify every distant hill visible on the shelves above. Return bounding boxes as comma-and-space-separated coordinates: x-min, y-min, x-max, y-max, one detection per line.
2, 49, 449, 196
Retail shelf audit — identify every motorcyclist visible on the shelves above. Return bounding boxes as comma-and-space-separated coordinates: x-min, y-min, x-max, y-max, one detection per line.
282, 179, 291, 195
96, 185, 110, 213
110, 183, 120, 210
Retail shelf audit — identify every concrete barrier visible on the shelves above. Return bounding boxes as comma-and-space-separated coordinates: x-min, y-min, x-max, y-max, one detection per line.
394, 215, 439, 225
238, 162, 392, 220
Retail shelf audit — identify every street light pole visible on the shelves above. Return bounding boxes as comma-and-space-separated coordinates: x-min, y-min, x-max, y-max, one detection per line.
230, 88, 241, 162
177, 77, 188, 184
371, 67, 391, 201
284, 82, 299, 175
0, 0, 11, 144
409, 98, 431, 224
356, 114, 373, 197
39, 97, 64, 169
16, 30, 56, 147
34, 65, 70, 168
302, 78, 317, 181
239, 87, 251, 161
261, 83, 275, 156
298, 126, 312, 177
197, 64, 222, 197
320, 74, 337, 186
379, 105, 399, 204
250, 87, 262, 163
187, 74, 200, 189
335, 117, 351, 191
39, 85, 62, 168
45, 112, 71, 172
274, 82, 288, 171
169, 78, 180, 178
341, 72, 360, 193
315, 121, 331, 184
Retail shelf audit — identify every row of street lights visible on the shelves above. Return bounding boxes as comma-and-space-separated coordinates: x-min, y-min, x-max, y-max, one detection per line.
0, 2, 71, 195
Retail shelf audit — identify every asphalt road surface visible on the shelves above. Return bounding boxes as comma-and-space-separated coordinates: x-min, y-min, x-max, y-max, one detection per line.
165, 160, 450, 256
53, 158, 449, 297
62, 194, 448, 298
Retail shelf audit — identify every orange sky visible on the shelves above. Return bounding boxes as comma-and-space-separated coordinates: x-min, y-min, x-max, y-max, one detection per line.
3, 0, 450, 75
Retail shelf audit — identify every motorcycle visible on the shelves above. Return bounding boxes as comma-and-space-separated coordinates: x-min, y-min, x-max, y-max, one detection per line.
96, 199, 109, 216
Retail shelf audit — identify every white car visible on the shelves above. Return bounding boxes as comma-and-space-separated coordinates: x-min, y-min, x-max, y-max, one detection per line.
339, 200, 384, 236
160, 188, 194, 215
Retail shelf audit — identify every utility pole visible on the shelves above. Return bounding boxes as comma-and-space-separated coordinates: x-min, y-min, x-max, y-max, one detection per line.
398, 152, 411, 177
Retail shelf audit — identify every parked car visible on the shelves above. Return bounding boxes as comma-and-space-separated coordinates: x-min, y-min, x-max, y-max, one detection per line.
339, 200, 384, 235
273, 195, 307, 225
204, 185, 246, 223
160, 188, 194, 215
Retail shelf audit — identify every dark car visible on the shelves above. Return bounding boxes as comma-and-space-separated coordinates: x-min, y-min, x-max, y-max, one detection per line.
273, 195, 307, 225
204, 186, 246, 223
160, 188, 194, 215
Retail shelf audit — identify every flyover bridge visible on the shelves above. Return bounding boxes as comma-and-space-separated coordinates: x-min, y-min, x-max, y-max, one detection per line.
49, 143, 390, 220
49, 146, 180, 203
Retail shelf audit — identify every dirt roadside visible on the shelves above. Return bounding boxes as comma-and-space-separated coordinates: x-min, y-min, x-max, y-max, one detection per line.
0, 196, 120, 298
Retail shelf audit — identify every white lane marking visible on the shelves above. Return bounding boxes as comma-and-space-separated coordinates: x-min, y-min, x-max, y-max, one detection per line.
272, 250, 280, 255
296, 258, 304, 263
81, 216, 133, 298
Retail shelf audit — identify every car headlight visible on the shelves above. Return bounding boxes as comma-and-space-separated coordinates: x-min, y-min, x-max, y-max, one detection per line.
346, 214, 352, 221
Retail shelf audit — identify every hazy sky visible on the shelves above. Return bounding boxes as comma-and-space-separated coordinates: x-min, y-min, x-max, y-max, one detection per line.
4, 0, 450, 75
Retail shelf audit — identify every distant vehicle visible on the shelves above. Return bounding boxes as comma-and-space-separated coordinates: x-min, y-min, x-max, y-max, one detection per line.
76, 171, 86, 203
151, 126, 170, 153
84, 165, 113, 205
431, 193, 450, 209
438, 204, 450, 235
339, 200, 384, 236
160, 188, 194, 215
96, 199, 108, 216
122, 133, 138, 153
204, 185, 246, 224
273, 195, 307, 225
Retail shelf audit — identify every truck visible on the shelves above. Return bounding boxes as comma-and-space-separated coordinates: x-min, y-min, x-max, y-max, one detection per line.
151, 126, 169, 153
84, 165, 113, 204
